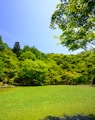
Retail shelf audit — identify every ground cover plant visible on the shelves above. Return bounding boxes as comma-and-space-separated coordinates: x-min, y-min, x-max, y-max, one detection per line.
0, 85, 95, 120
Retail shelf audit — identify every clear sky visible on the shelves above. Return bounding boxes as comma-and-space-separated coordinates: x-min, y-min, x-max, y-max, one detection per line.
0, 0, 82, 54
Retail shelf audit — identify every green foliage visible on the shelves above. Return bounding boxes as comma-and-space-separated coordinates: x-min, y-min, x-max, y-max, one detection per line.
0, 59, 4, 81
30, 46, 47, 60
45, 59, 63, 85
61, 71, 80, 85
13, 41, 21, 57
50, 0, 95, 50
23, 45, 31, 52
0, 37, 95, 86
23, 45, 47, 60
0, 36, 9, 51
18, 59, 48, 85
0, 49, 19, 84
47, 53, 64, 65
19, 51, 36, 61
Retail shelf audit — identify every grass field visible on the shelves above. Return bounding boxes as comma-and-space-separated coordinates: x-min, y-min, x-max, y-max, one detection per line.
0, 85, 95, 120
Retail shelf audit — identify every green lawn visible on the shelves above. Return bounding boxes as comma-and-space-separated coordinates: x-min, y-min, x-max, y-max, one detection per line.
0, 85, 95, 120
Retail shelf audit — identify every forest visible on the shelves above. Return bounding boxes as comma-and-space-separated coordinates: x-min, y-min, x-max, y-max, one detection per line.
0, 36, 95, 86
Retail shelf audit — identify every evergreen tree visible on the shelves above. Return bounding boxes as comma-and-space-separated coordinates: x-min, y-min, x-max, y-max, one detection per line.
13, 41, 21, 57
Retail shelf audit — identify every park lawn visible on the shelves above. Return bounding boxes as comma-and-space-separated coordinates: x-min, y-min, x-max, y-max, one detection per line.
0, 85, 95, 120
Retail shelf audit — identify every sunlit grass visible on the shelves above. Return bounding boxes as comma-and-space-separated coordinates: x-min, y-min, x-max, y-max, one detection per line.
0, 85, 95, 120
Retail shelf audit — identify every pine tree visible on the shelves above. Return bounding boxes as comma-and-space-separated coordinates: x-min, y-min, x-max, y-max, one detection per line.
13, 42, 21, 57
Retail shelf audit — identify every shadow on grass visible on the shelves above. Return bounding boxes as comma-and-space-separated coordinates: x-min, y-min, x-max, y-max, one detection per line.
41, 114, 95, 120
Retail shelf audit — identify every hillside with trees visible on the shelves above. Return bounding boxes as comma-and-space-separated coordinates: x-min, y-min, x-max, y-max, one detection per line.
0, 36, 95, 86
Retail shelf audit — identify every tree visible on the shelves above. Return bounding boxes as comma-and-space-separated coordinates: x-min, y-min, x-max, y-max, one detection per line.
31, 46, 47, 60
18, 60, 48, 86
45, 59, 63, 85
23, 45, 31, 52
19, 51, 36, 61
0, 59, 4, 82
13, 42, 21, 57
47, 53, 64, 65
50, 0, 95, 50
23, 45, 47, 60
0, 36, 8, 51
0, 49, 19, 84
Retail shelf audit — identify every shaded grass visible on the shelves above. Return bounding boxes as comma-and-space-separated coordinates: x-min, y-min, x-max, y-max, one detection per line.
42, 114, 95, 120
0, 85, 95, 120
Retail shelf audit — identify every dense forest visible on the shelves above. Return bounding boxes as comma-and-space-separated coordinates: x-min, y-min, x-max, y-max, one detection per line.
0, 36, 95, 86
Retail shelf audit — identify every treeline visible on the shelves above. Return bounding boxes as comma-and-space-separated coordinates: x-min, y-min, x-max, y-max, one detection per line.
0, 36, 95, 86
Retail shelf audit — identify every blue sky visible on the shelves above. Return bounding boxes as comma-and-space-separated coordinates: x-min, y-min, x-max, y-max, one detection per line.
0, 0, 82, 54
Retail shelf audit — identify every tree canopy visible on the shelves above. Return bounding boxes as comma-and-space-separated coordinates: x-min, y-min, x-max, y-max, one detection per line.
50, 0, 95, 50
0, 37, 95, 86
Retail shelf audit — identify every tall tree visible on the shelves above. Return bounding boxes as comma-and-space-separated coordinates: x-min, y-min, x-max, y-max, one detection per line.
13, 42, 21, 57
50, 0, 95, 50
